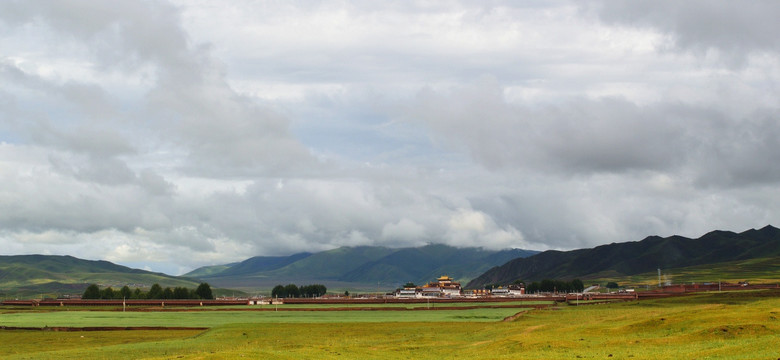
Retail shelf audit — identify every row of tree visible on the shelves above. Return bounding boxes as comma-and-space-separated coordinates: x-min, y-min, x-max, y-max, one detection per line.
82, 283, 213, 300
525, 279, 584, 293
483, 279, 525, 290
271, 284, 327, 298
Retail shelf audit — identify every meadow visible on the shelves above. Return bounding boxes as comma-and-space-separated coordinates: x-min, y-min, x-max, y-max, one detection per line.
1, 290, 779, 359
592, 256, 780, 288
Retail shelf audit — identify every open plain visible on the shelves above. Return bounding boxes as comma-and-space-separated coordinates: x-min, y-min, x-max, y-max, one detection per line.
2, 290, 779, 359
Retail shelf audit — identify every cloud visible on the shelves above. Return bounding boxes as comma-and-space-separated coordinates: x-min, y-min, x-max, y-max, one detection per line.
0, 0, 315, 179
402, 77, 780, 189
591, 0, 780, 65
1, 0, 779, 275
382, 218, 427, 243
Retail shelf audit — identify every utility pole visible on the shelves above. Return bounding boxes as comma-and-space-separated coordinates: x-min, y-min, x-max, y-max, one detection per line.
658, 268, 661, 287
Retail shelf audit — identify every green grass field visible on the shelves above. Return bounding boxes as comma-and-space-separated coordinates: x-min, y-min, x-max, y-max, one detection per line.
0, 307, 524, 327
1, 290, 779, 359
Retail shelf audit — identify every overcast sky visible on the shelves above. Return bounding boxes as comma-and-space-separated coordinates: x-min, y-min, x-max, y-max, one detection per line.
1, 1, 779, 275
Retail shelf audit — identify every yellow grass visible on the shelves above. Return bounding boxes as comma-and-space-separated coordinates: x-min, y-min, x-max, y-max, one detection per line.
1, 290, 778, 359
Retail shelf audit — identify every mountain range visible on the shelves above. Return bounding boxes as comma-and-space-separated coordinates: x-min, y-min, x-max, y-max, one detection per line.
0, 254, 203, 297
466, 225, 780, 288
185, 244, 539, 289
3, 225, 777, 297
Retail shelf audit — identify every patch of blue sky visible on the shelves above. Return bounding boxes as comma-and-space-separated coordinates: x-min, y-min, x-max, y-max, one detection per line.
0, 129, 22, 144
290, 109, 447, 166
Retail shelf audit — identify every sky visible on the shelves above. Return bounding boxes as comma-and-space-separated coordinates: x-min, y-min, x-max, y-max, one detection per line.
1, 1, 779, 275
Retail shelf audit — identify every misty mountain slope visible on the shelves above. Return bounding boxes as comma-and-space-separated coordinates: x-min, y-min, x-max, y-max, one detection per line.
184, 263, 238, 278
196, 246, 396, 283
192, 244, 539, 288
339, 245, 539, 285
212, 252, 313, 277
467, 225, 780, 288
265, 246, 396, 280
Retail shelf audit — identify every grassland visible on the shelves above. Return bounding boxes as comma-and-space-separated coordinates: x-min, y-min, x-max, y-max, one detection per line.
0, 307, 524, 327
591, 256, 780, 287
1, 290, 779, 359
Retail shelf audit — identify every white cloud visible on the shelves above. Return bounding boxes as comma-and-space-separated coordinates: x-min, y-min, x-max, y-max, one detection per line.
382, 218, 427, 243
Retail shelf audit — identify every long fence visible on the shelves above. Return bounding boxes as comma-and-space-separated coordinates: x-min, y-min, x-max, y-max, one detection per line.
4, 284, 776, 307
1, 299, 250, 307
2, 296, 567, 307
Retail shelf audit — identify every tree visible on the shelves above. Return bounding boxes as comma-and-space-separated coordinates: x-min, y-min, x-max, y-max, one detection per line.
83, 284, 100, 299
606, 282, 619, 289
540, 279, 556, 292
344, 290, 349, 297
299, 284, 327, 298
195, 283, 213, 300
526, 282, 540, 293
120, 286, 132, 299
271, 285, 286, 298
173, 286, 190, 299
284, 284, 300, 298
147, 283, 163, 299
162, 287, 174, 299
101, 287, 115, 299
131, 288, 144, 299
403, 282, 417, 288
571, 279, 584, 292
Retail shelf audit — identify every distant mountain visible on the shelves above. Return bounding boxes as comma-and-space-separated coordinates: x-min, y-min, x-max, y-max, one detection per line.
466, 225, 780, 289
190, 253, 313, 278
0, 255, 202, 297
266, 246, 397, 280
340, 245, 537, 285
184, 263, 238, 278
191, 245, 539, 289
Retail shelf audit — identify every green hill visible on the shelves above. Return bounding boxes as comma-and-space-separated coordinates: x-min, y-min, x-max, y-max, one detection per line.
340, 245, 537, 285
194, 245, 539, 290
184, 263, 238, 278
213, 253, 312, 277
592, 256, 780, 287
466, 225, 780, 288
0, 255, 202, 298
194, 246, 397, 289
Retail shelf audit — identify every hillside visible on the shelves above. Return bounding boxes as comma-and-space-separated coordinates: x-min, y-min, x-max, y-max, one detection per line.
184, 263, 238, 278
191, 245, 539, 289
594, 256, 780, 286
466, 225, 780, 289
0, 255, 203, 297
339, 245, 537, 284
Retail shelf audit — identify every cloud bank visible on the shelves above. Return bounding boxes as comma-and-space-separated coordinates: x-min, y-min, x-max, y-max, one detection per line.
1, 0, 778, 274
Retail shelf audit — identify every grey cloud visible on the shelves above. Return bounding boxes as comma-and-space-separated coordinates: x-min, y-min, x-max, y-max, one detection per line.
1, 0, 314, 179
138, 169, 176, 196
592, 0, 780, 64
147, 71, 316, 177
404, 79, 780, 189
0, 63, 135, 159
406, 79, 685, 173
693, 108, 780, 187
1, 0, 778, 274
0, 0, 189, 70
